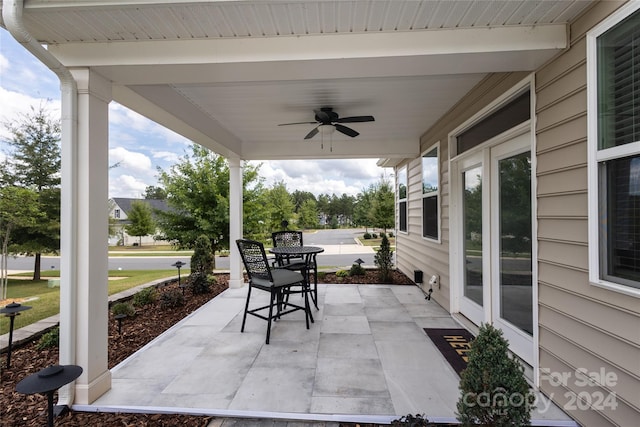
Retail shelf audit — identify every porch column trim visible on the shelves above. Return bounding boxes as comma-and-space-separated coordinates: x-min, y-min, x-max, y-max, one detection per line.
228, 157, 244, 288
69, 68, 112, 403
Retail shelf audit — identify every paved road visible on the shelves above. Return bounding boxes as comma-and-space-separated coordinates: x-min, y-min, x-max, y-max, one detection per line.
7, 228, 381, 272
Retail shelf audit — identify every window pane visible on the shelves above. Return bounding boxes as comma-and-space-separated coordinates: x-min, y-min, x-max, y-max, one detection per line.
423, 196, 438, 239
422, 147, 438, 194
398, 168, 407, 200
604, 155, 640, 287
457, 91, 530, 154
499, 151, 533, 335
464, 166, 483, 306
597, 9, 640, 149
399, 201, 407, 232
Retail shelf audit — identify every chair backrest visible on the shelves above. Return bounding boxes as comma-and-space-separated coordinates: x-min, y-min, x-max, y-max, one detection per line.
236, 239, 273, 283
271, 230, 303, 249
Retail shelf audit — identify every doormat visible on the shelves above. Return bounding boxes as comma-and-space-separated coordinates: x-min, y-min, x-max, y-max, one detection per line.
424, 328, 475, 376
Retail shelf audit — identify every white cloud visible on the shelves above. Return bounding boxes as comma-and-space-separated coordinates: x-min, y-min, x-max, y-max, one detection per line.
109, 174, 150, 198
253, 159, 385, 197
153, 151, 181, 163
109, 147, 154, 175
0, 52, 9, 74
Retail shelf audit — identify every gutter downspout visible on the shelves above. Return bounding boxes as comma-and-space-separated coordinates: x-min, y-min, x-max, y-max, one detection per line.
3, 0, 78, 409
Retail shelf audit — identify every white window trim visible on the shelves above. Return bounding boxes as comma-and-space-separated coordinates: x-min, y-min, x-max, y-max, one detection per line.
587, 1, 640, 298
397, 165, 408, 234
421, 142, 441, 243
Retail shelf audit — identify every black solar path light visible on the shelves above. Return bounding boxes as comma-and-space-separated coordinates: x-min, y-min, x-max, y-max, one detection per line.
171, 260, 186, 288
1, 302, 32, 368
16, 364, 82, 427
353, 258, 365, 266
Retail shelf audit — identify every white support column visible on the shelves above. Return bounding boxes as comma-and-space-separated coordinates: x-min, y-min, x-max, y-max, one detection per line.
67, 68, 112, 403
228, 157, 244, 288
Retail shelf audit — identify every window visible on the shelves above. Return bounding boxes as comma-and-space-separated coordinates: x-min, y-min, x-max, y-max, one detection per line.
588, 3, 640, 294
422, 145, 439, 240
114, 209, 120, 219
398, 166, 407, 232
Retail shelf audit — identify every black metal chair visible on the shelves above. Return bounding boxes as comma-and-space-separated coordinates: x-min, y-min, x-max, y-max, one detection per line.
271, 230, 319, 309
236, 238, 311, 344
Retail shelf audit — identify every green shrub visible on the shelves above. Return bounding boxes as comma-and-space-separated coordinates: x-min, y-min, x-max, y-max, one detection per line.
111, 302, 135, 317
391, 414, 434, 427
191, 234, 215, 275
388, 231, 394, 238
37, 327, 59, 350
374, 234, 394, 282
160, 288, 185, 309
317, 271, 327, 281
189, 271, 215, 294
371, 233, 378, 238
349, 263, 366, 276
336, 269, 349, 278
133, 287, 156, 307
363, 232, 372, 239
456, 323, 534, 426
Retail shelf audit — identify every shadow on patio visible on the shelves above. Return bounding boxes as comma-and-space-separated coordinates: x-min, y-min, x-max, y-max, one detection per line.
80, 284, 575, 426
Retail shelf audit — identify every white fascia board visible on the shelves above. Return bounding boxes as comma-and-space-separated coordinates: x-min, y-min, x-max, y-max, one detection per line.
50, 24, 567, 67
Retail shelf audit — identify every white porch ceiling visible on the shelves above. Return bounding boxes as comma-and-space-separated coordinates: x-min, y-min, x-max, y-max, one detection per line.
1, 0, 595, 161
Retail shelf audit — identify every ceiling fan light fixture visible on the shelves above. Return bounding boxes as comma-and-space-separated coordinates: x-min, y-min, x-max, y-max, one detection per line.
318, 124, 335, 135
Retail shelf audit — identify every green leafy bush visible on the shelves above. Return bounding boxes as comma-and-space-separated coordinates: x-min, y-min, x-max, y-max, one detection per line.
191, 234, 215, 275
37, 327, 59, 350
371, 233, 378, 238
363, 232, 372, 239
189, 271, 215, 294
388, 231, 394, 238
133, 287, 157, 307
456, 323, 534, 426
391, 414, 434, 427
111, 302, 135, 317
160, 289, 185, 309
374, 234, 394, 282
349, 263, 366, 276
336, 269, 349, 278
317, 271, 327, 281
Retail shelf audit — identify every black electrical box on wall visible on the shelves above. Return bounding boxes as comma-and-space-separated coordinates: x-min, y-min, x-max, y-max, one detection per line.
414, 270, 423, 284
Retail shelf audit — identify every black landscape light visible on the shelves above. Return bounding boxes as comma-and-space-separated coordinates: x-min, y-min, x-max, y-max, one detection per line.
1, 302, 32, 368
171, 260, 186, 288
114, 313, 127, 334
354, 258, 365, 266
16, 364, 82, 427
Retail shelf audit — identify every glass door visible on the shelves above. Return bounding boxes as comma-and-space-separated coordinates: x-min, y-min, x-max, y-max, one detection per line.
491, 135, 533, 363
457, 152, 487, 327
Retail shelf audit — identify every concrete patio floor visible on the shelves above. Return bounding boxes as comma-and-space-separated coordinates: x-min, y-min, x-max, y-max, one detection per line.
80, 283, 577, 426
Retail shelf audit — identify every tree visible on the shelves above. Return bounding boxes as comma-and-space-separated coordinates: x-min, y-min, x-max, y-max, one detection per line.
353, 185, 374, 229
291, 190, 316, 213
155, 144, 264, 266
1, 104, 61, 279
125, 201, 156, 246
297, 199, 318, 229
143, 185, 167, 200
265, 181, 295, 230
371, 178, 395, 233
0, 187, 42, 299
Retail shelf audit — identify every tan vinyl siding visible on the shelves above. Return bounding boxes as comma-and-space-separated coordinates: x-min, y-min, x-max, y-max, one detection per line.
535, 2, 640, 425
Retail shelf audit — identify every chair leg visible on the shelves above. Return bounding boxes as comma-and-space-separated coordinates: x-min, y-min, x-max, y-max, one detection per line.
266, 289, 277, 345
241, 285, 252, 333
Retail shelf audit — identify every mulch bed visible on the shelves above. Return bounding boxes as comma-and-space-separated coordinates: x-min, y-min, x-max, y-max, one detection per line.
1, 270, 414, 426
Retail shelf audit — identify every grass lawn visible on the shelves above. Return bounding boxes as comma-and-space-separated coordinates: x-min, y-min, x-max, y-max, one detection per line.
1, 269, 186, 335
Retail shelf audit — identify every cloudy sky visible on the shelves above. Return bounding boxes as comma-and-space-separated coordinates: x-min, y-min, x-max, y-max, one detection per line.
0, 29, 387, 198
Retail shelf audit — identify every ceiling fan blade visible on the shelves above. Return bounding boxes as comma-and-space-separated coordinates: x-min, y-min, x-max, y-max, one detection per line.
335, 124, 359, 138
304, 127, 319, 139
336, 115, 375, 123
278, 121, 318, 126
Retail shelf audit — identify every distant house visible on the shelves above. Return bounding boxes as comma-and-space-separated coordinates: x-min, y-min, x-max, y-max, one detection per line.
108, 198, 170, 246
